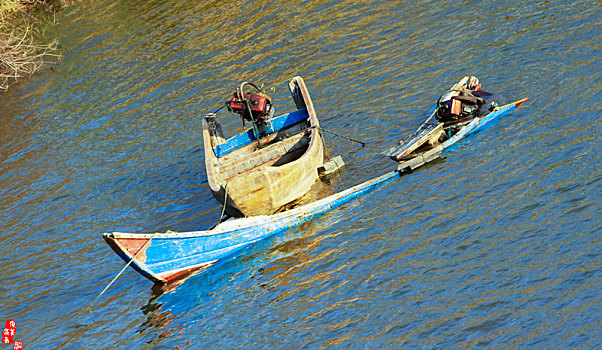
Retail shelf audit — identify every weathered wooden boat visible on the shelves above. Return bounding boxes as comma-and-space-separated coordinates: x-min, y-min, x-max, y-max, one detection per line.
385, 77, 528, 171
203, 76, 325, 217
103, 171, 399, 284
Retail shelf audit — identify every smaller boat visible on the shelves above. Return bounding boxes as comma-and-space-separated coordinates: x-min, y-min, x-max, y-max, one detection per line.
384, 76, 528, 171
203, 76, 325, 217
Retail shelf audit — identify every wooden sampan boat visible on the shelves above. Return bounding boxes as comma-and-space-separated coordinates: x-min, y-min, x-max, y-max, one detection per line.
202, 76, 325, 217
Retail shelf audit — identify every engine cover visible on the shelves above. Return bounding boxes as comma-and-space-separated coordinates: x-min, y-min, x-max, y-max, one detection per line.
229, 91, 272, 123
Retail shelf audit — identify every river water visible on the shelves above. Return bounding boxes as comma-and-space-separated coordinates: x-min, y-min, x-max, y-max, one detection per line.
0, 0, 600, 349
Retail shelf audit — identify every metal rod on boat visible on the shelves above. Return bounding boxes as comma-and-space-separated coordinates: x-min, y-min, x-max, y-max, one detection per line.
316, 126, 366, 147
69, 232, 158, 328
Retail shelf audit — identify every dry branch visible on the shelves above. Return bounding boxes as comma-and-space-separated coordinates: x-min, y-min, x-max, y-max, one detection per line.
0, 2, 61, 91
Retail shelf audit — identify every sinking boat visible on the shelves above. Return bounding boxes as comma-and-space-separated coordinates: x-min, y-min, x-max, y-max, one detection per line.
203, 76, 325, 217
385, 76, 528, 171
103, 171, 399, 284
103, 78, 527, 286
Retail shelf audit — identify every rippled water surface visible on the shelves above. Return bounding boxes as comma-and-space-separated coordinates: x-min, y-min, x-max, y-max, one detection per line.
1, 0, 600, 348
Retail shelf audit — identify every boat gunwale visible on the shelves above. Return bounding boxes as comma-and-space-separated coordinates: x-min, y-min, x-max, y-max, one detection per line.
104, 170, 400, 241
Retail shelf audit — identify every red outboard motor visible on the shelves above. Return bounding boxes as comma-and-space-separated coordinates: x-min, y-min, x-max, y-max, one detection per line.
436, 76, 486, 124
228, 82, 273, 126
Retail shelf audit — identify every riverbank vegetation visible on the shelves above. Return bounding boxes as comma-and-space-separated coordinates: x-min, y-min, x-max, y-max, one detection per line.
1, 0, 61, 91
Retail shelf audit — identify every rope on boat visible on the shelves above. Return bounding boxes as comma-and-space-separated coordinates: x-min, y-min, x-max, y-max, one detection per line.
315, 126, 366, 147
217, 182, 229, 225
69, 232, 158, 328
212, 102, 227, 114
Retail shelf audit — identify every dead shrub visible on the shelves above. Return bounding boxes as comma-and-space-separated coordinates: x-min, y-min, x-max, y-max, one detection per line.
0, 2, 61, 91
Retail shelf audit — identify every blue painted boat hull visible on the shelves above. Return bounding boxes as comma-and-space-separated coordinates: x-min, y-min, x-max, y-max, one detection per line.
397, 98, 529, 172
103, 98, 527, 284
103, 171, 399, 283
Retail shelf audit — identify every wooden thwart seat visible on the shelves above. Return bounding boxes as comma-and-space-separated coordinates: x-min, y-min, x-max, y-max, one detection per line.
219, 131, 310, 181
